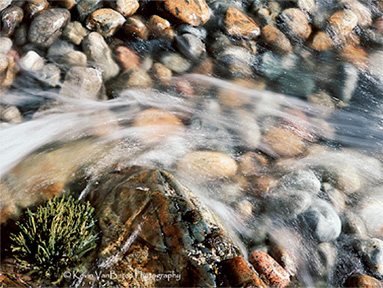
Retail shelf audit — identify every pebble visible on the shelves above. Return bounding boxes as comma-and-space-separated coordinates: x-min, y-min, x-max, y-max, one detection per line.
357, 198, 383, 238
115, 46, 140, 70
0, 0, 12, 12
60, 67, 103, 100
152, 62, 172, 85
19, 50, 45, 72
1, 6, 24, 36
38, 63, 61, 86
300, 200, 342, 242
76, 0, 103, 21
261, 25, 292, 54
25, 0, 49, 18
235, 110, 261, 149
120, 68, 153, 88
321, 182, 346, 214
278, 8, 312, 41
342, 211, 368, 237
367, 51, 383, 84
258, 51, 283, 80
123, 15, 149, 40
316, 242, 337, 276
268, 244, 298, 277
47, 39, 74, 62
147, 15, 175, 42
157, 0, 210, 26
341, 44, 368, 69
116, 0, 139, 17
82, 32, 120, 80
160, 52, 192, 74
0, 54, 17, 87
62, 51, 87, 67
262, 127, 305, 158
175, 33, 205, 60
63, 21, 89, 45
344, 274, 383, 288
249, 250, 291, 288
297, 0, 317, 14
28, 8, 71, 48
57, 0, 76, 9
177, 151, 238, 180
310, 31, 333, 51
86, 8, 125, 37
342, 0, 372, 28
239, 152, 268, 177
217, 257, 267, 287
280, 170, 321, 195
0, 37, 12, 55
177, 24, 207, 40
215, 46, 255, 78
132, 108, 184, 143
223, 8, 261, 39
327, 10, 358, 41
374, 16, 383, 34
0, 105, 22, 123
355, 238, 383, 276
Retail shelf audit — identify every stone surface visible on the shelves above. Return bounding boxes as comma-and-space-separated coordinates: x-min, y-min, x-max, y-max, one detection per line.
0, 54, 17, 87
19, 51, 44, 72
82, 32, 120, 80
215, 46, 255, 78
177, 24, 207, 40
0, 37, 12, 55
327, 10, 358, 41
115, 46, 140, 70
60, 67, 103, 100
86, 8, 125, 37
116, 0, 139, 17
357, 198, 383, 239
28, 8, 70, 48
223, 8, 261, 39
63, 21, 88, 45
1, 6, 24, 36
340, 44, 368, 69
38, 63, 61, 86
262, 127, 305, 158
157, 0, 210, 26
108, 67, 152, 92
0, 106, 22, 123
147, 15, 175, 42
62, 51, 87, 67
342, 211, 368, 237
261, 25, 292, 54
355, 238, 383, 276
160, 52, 192, 74
280, 170, 321, 195
177, 151, 238, 180
25, 0, 49, 18
342, 0, 372, 27
344, 274, 383, 288
86, 167, 241, 287
278, 8, 311, 41
152, 62, 172, 85
310, 31, 333, 51
249, 250, 291, 288
76, 0, 103, 21
0, 0, 12, 12
123, 15, 149, 40
175, 33, 205, 60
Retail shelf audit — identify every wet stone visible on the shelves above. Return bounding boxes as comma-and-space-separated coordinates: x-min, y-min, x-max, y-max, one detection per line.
123, 15, 149, 40
62, 21, 88, 45
261, 25, 292, 54
108, 67, 152, 91
115, 46, 140, 70
177, 24, 207, 40
160, 52, 192, 74
258, 51, 283, 80
249, 250, 291, 288
316, 242, 337, 276
47, 39, 74, 62
56, 0, 77, 10
152, 62, 172, 85
157, 0, 210, 26
310, 31, 333, 51
175, 33, 205, 60
355, 238, 383, 276
62, 51, 87, 67
25, 0, 49, 19
342, 0, 372, 28
327, 10, 358, 41
19, 51, 44, 72
280, 170, 321, 195
342, 211, 368, 237
37, 63, 61, 87
0, 0, 12, 12
82, 32, 120, 80
86, 8, 125, 37
278, 8, 312, 42
297, 0, 317, 14
0, 54, 17, 87
0, 37, 12, 55
115, 0, 139, 17
344, 274, 383, 288
0, 105, 22, 123
28, 8, 70, 48
223, 8, 261, 39
76, 0, 103, 21
1, 6, 24, 36
262, 127, 305, 158
215, 46, 255, 78
147, 15, 175, 42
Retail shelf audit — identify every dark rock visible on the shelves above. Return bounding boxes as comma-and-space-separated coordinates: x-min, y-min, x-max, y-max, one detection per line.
123, 15, 149, 40
344, 274, 383, 288
1, 6, 24, 36
175, 33, 205, 60
258, 51, 283, 80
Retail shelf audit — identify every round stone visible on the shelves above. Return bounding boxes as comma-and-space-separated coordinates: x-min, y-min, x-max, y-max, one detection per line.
223, 7, 261, 39
327, 10, 358, 39
310, 31, 333, 51
280, 170, 321, 195
160, 52, 191, 74
177, 24, 207, 40
261, 25, 292, 54
0, 37, 12, 55
115, 46, 140, 70
355, 238, 383, 276
278, 8, 312, 41
344, 274, 383, 288
147, 15, 175, 42
63, 21, 89, 45
86, 8, 125, 37
123, 15, 149, 40
175, 33, 205, 60
262, 127, 305, 158
152, 62, 172, 85
116, 0, 139, 17
19, 50, 44, 72
340, 44, 367, 69
1, 6, 24, 36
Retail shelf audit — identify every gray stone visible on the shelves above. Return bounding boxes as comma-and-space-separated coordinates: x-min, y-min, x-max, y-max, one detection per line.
216, 46, 255, 77
63, 21, 89, 45
82, 32, 120, 80
38, 64, 61, 87
175, 33, 205, 60
355, 238, 383, 276
28, 8, 71, 48
60, 67, 103, 100
316, 242, 337, 276
47, 39, 75, 62
258, 51, 283, 80
280, 170, 321, 195
62, 51, 87, 67
0, 105, 22, 123
300, 200, 341, 242
207, 32, 231, 55
0, 37, 12, 54
177, 24, 207, 40
19, 51, 45, 72
321, 182, 346, 214
368, 51, 383, 84
13, 24, 28, 47
160, 52, 192, 74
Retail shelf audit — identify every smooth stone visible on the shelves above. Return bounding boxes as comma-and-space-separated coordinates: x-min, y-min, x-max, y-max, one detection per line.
355, 238, 383, 276
297, 0, 316, 14
238, 152, 268, 177
147, 15, 175, 42
0, 54, 17, 87
86, 8, 125, 37
175, 33, 205, 60
160, 52, 192, 74
262, 127, 305, 158
115, 46, 140, 70
60, 67, 103, 100
280, 170, 321, 195
258, 51, 283, 80
341, 44, 368, 69
177, 24, 207, 40
278, 8, 312, 41
25, 0, 49, 18
116, 0, 139, 17
56, 0, 76, 9
310, 31, 333, 51
234, 110, 261, 149
215, 46, 256, 78
123, 15, 149, 40
249, 250, 290, 288
320, 182, 346, 214
1, 6, 24, 36
76, 0, 103, 21
331, 62, 359, 103
357, 198, 383, 238
177, 151, 238, 180
300, 200, 342, 242
268, 242, 298, 277
0, 37, 12, 55
344, 274, 383, 288
342, 0, 372, 27
316, 242, 337, 276
157, 0, 210, 26
0, 105, 22, 123
63, 21, 89, 45
19, 50, 44, 72
13, 24, 28, 47
207, 31, 232, 55
223, 7, 261, 39
62, 51, 87, 67
38, 63, 61, 86
327, 10, 358, 41
152, 62, 172, 85
278, 66, 316, 97
47, 39, 75, 62
28, 8, 71, 48
209, 0, 244, 14
261, 25, 292, 54
342, 211, 368, 237
0, 0, 12, 12
107, 67, 152, 92
82, 32, 120, 80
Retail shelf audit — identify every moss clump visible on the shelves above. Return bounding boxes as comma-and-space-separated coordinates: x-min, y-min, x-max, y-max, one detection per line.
10, 193, 98, 284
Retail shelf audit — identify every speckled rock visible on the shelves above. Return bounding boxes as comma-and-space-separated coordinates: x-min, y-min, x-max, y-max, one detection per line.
0, 0, 12, 12
355, 238, 383, 276
147, 15, 175, 42
160, 52, 192, 74
82, 32, 120, 80
86, 8, 125, 37
175, 33, 205, 60
1, 6, 24, 36
63, 21, 88, 45
152, 62, 172, 85
261, 25, 292, 54
76, 0, 103, 21
60, 67, 103, 100
327, 10, 358, 41
25, 0, 49, 18
344, 274, 383, 288
123, 15, 149, 40
115, 0, 139, 17
262, 127, 305, 157
278, 8, 311, 41
249, 250, 290, 288
177, 151, 238, 180
223, 8, 260, 39
342, 211, 368, 237
310, 31, 333, 51
19, 51, 44, 72
115, 46, 140, 70
28, 8, 70, 48
157, 0, 210, 26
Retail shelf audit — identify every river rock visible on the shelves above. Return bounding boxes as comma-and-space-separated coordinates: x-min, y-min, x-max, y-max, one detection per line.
61, 51, 87, 67
320, 182, 346, 214
116, 0, 139, 17
299, 200, 342, 242
63, 21, 88, 45
327, 10, 358, 43
0, 37, 12, 55
177, 151, 238, 180
177, 24, 207, 40
355, 238, 383, 276
0, 0, 12, 12
0, 54, 17, 87
60, 67, 103, 100
38, 63, 61, 86
76, 0, 103, 21
297, 0, 316, 14
28, 8, 70, 48
152, 62, 172, 85
123, 15, 149, 40
258, 51, 283, 80
262, 127, 305, 158
86, 167, 241, 287
342, 211, 368, 237
114, 46, 140, 70
340, 44, 368, 69
261, 25, 292, 54
82, 32, 120, 80
249, 250, 291, 288
108, 67, 152, 92
0, 105, 22, 123
281, 170, 321, 195
342, 0, 372, 28
278, 8, 311, 41
86, 8, 125, 37
160, 52, 192, 74
147, 15, 175, 42
357, 197, 383, 239
344, 274, 383, 288
25, 0, 49, 18
368, 51, 383, 84
215, 46, 255, 77
310, 31, 333, 51
175, 33, 205, 60
1, 6, 24, 36
316, 242, 337, 276
157, 0, 210, 26
223, 8, 261, 39
19, 50, 44, 72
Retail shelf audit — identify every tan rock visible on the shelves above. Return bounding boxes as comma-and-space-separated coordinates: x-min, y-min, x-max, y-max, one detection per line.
310, 31, 333, 51
239, 152, 268, 176
115, 46, 140, 70
152, 62, 172, 85
86, 8, 125, 37
147, 15, 175, 42
262, 127, 305, 157
262, 25, 292, 54
224, 8, 261, 39
116, 0, 139, 17
340, 44, 368, 69
328, 10, 358, 41
123, 15, 149, 40
279, 8, 312, 41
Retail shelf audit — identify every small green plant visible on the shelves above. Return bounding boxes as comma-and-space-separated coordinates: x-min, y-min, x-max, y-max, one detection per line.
10, 193, 98, 284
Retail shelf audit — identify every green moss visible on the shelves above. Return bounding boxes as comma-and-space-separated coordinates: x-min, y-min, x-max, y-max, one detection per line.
10, 193, 98, 284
